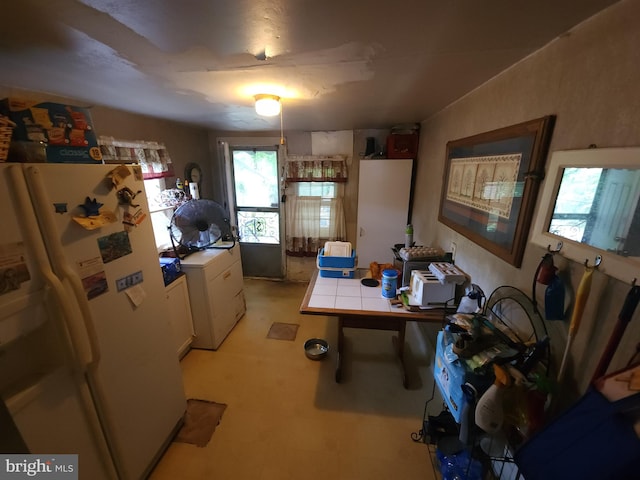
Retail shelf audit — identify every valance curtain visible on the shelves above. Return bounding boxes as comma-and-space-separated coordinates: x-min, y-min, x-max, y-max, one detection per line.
285, 196, 346, 257
98, 136, 175, 179
285, 155, 348, 182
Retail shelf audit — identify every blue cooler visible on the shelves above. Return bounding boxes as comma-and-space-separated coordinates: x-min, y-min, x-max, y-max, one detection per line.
316, 248, 356, 278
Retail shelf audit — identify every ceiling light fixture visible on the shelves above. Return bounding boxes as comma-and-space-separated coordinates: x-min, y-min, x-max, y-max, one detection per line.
254, 94, 281, 117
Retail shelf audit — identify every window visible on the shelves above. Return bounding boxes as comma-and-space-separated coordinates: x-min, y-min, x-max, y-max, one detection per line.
285, 181, 346, 256
283, 155, 349, 257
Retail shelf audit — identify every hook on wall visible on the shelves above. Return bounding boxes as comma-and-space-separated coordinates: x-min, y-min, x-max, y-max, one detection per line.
547, 241, 563, 253
584, 255, 602, 268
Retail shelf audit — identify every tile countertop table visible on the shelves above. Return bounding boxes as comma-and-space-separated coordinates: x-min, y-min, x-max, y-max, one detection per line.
300, 270, 454, 388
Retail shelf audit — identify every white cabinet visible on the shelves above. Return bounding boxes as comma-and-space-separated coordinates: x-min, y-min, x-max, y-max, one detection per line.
356, 158, 413, 268
164, 275, 194, 358
179, 243, 246, 350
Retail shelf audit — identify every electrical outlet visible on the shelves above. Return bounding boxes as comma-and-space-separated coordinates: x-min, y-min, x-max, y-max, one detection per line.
450, 242, 457, 262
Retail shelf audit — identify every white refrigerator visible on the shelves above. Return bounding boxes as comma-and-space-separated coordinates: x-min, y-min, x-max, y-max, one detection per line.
0, 163, 186, 479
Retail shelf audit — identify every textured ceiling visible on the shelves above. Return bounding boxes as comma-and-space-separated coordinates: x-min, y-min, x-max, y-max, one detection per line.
0, 0, 620, 131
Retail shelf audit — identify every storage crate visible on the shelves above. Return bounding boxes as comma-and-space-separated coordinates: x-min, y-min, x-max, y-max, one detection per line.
317, 248, 356, 278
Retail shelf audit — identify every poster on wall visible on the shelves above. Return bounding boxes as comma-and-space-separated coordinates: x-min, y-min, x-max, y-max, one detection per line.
438, 116, 555, 267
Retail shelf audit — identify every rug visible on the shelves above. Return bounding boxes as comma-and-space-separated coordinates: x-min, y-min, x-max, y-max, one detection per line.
267, 322, 299, 341
175, 399, 227, 447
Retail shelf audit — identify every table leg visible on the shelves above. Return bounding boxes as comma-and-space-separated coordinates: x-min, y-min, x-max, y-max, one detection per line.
335, 317, 344, 383
392, 322, 408, 389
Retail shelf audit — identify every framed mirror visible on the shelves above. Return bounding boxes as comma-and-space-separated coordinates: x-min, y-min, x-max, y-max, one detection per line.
531, 147, 640, 282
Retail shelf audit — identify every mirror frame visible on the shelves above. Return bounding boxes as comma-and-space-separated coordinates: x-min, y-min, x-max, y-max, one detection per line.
530, 147, 640, 283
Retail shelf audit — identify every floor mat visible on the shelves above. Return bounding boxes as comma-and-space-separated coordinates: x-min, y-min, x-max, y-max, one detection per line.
267, 322, 299, 341
174, 399, 227, 447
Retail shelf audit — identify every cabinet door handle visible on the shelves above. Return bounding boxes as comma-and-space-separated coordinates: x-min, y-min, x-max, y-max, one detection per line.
223, 270, 231, 280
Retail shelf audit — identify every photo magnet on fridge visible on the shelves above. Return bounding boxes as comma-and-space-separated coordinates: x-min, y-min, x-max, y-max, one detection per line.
77, 256, 109, 300
97, 231, 133, 263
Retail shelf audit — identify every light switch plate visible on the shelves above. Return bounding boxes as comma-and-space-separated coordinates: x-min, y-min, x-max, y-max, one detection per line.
450, 242, 457, 262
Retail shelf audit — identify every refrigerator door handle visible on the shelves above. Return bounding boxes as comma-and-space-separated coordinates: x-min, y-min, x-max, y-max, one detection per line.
22, 165, 101, 366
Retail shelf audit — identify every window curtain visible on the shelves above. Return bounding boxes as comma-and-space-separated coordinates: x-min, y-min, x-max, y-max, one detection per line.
98, 136, 175, 179
285, 155, 348, 182
285, 196, 346, 257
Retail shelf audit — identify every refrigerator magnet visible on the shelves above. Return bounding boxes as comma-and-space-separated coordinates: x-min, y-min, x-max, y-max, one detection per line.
122, 210, 147, 230
77, 256, 109, 300
75, 196, 117, 229
117, 186, 142, 207
97, 231, 133, 263
131, 165, 143, 181
107, 165, 131, 187
79, 197, 103, 216
73, 209, 117, 230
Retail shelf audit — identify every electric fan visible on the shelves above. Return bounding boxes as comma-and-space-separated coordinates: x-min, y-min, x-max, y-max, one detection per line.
483, 285, 550, 376
169, 199, 234, 253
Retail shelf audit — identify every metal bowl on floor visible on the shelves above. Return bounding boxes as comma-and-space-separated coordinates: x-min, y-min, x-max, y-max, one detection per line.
304, 338, 329, 360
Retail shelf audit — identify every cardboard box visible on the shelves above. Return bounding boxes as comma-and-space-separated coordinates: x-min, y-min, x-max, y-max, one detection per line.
0, 98, 102, 163
317, 248, 356, 278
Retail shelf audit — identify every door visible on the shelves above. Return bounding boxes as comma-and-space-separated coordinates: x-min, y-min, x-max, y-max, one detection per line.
356, 159, 413, 268
230, 146, 284, 278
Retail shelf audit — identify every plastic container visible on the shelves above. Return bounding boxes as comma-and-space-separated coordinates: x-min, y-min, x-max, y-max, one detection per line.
317, 248, 356, 278
405, 224, 413, 248
381, 269, 398, 299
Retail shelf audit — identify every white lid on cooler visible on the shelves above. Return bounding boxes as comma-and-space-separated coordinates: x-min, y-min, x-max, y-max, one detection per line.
323, 241, 352, 257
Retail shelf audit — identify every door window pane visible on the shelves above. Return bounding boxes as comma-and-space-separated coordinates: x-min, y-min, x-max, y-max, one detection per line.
232, 150, 279, 208
237, 211, 280, 244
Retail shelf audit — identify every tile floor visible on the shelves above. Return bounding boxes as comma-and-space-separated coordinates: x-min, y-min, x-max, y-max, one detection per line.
150, 278, 441, 480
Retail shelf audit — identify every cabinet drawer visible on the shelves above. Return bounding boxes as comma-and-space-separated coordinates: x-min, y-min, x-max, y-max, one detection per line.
203, 253, 238, 282
210, 261, 243, 319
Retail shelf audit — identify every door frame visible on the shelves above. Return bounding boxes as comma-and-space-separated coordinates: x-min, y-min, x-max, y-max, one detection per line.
218, 137, 286, 278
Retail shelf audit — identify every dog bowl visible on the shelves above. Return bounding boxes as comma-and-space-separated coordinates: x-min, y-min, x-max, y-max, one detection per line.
304, 338, 329, 360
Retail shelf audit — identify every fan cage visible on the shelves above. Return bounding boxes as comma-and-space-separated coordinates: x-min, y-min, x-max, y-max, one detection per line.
169, 199, 234, 253
483, 285, 551, 376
